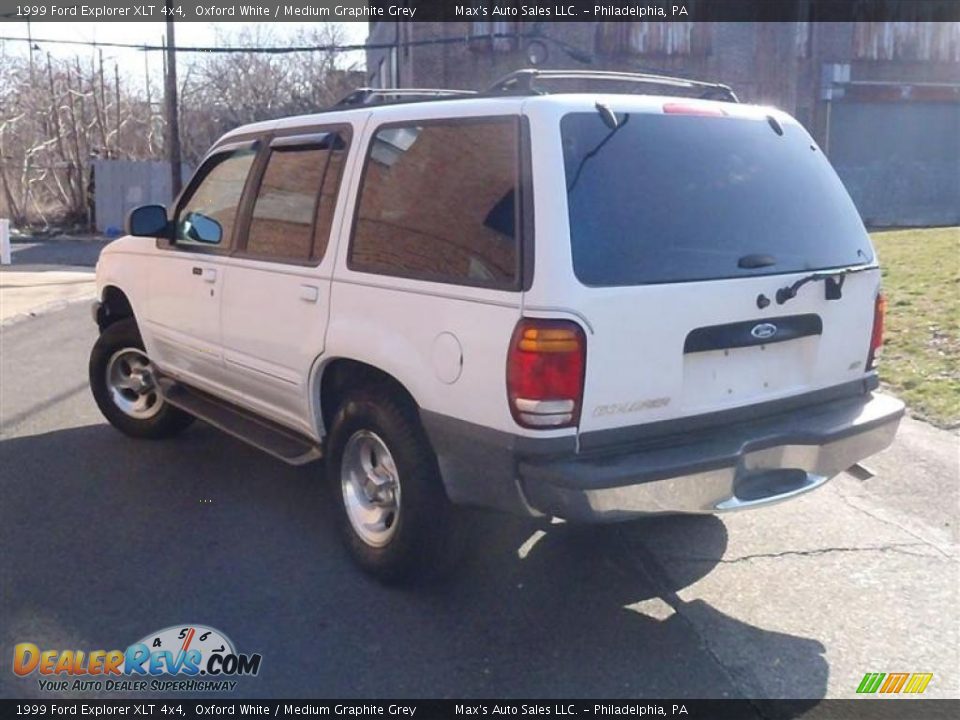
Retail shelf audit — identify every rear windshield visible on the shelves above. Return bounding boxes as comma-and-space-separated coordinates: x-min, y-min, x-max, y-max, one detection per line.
561, 111, 873, 286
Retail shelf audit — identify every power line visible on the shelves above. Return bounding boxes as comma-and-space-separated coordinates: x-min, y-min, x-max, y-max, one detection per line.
0, 34, 369, 53
0, 34, 443, 53
0, 31, 591, 60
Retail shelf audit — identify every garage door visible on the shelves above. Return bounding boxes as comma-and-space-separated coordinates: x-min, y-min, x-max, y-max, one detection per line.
828, 101, 960, 227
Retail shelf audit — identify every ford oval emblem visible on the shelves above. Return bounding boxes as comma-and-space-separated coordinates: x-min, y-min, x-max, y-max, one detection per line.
751, 323, 778, 340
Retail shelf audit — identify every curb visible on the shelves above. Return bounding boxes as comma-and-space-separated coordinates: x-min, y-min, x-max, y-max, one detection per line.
0, 292, 97, 328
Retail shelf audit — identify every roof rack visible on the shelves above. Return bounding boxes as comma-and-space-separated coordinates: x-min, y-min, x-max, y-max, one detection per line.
332, 87, 477, 108
485, 69, 740, 103
327, 70, 739, 112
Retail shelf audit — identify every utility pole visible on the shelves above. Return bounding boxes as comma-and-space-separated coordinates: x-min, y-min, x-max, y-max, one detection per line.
164, 3, 182, 197
26, 20, 34, 83
392, 20, 400, 88
98, 49, 107, 154
144, 46, 151, 112
114, 62, 121, 154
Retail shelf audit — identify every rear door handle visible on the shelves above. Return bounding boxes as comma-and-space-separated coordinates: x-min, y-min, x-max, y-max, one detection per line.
299, 285, 319, 303
202, 268, 218, 283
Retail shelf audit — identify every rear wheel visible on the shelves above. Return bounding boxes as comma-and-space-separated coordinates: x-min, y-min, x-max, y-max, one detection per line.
89, 318, 194, 439
340, 429, 403, 549
326, 387, 461, 583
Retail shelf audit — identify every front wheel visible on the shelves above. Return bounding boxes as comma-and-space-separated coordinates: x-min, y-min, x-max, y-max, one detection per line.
89, 318, 194, 439
326, 388, 462, 583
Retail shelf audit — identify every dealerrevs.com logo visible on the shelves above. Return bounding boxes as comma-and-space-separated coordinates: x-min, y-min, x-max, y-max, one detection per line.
12, 624, 261, 693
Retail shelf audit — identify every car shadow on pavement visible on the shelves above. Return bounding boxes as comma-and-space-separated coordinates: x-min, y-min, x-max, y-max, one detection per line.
1, 421, 826, 708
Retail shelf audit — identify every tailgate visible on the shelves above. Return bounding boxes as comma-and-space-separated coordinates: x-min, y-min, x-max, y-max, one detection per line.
556, 103, 879, 434
578, 270, 880, 433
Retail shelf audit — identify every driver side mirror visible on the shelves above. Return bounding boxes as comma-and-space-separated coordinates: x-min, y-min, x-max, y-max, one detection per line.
126, 205, 170, 238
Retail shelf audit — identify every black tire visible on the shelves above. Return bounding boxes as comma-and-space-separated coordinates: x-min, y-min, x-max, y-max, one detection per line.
89, 318, 194, 439
326, 387, 462, 583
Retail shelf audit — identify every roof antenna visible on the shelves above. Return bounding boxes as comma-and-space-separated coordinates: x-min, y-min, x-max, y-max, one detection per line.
596, 102, 619, 130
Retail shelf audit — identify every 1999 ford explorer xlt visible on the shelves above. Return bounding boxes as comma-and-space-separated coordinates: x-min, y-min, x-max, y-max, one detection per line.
89, 70, 905, 581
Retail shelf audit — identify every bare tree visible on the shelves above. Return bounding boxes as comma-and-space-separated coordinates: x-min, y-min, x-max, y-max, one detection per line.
178, 25, 359, 164
0, 25, 361, 227
0, 50, 158, 225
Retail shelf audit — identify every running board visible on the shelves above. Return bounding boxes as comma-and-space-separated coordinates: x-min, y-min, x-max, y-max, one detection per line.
157, 378, 322, 466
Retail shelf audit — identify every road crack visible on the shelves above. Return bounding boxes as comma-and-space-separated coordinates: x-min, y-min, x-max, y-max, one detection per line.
657, 541, 949, 565
833, 486, 957, 562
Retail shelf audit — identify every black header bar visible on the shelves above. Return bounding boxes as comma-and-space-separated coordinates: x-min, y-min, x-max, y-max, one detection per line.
1, 1, 958, 23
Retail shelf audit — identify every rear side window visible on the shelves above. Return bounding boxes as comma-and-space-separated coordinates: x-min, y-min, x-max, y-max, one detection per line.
245, 132, 349, 263
561, 112, 873, 286
349, 118, 519, 288
175, 147, 256, 249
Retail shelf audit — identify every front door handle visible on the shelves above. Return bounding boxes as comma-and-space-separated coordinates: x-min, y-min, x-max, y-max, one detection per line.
202, 268, 218, 283
299, 285, 319, 303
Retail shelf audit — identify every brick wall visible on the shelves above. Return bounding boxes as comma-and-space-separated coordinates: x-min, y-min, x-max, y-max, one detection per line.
364, 20, 960, 226
366, 20, 959, 133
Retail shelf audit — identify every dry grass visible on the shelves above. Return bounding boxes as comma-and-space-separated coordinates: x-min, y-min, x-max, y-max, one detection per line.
872, 227, 959, 428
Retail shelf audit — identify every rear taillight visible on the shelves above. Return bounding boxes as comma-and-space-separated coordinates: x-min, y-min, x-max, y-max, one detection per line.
506, 319, 586, 429
866, 293, 886, 370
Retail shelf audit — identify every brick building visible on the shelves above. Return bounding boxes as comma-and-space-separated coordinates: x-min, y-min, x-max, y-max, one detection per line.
366, 17, 960, 226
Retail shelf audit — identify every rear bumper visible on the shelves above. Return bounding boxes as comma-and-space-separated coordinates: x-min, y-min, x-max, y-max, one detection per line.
520, 392, 903, 521
422, 384, 904, 522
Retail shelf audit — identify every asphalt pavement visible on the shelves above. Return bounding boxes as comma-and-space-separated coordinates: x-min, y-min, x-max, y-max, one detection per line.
0, 242, 957, 704
5, 237, 110, 268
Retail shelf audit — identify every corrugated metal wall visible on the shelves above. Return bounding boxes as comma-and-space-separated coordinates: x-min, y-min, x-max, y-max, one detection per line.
853, 22, 960, 62
595, 21, 712, 56
92, 160, 190, 233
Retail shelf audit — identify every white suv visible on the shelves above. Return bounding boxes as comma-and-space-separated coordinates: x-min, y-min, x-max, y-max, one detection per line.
89, 70, 904, 581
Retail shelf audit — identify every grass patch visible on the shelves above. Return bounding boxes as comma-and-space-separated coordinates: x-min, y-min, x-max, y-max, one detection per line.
871, 227, 959, 428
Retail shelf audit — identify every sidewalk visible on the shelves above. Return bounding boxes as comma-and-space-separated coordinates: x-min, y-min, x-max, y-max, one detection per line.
0, 236, 105, 324
0, 267, 96, 324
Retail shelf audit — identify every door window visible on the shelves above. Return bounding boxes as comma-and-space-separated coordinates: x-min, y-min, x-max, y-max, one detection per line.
175, 147, 257, 249
245, 132, 349, 263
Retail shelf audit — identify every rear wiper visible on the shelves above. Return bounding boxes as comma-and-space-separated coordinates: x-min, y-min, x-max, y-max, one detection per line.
566, 106, 630, 193
776, 264, 877, 305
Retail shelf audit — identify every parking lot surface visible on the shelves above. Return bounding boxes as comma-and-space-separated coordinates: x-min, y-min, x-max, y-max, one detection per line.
1, 286, 957, 703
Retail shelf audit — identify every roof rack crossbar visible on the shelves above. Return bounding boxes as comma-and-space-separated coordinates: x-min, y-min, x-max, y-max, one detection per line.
485, 69, 739, 103
332, 87, 477, 109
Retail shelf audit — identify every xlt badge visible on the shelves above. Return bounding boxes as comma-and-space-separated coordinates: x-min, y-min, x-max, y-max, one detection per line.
592, 397, 670, 417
